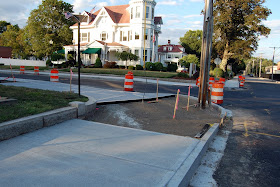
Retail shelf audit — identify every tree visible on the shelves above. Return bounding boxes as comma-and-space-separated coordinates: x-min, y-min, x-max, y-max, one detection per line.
213, 0, 271, 71
179, 54, 199, 68
179, 30, 202, 57
25, 0, 74, 59
115, 51, 139, 69
0, 21, 11, 34
0, 25, 30, 58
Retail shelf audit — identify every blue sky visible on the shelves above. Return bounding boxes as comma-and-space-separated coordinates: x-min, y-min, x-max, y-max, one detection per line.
0, 0, 279, 62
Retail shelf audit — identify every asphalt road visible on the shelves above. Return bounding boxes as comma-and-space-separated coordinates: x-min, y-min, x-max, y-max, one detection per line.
214, 77, 280, 187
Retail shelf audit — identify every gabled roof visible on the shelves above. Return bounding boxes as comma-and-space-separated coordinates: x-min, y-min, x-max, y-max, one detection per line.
158, 44, 184, 53
104, 5, 130, 24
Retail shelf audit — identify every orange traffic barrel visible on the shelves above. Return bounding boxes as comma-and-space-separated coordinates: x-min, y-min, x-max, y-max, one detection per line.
211, 82, 224, 104
20, 66, 25, 74
209, 77, 215, 89
219, 77, 225, 85
196, 77, 200, 87
239, 79, 245, 88
50, 68, 59, 82
34, 66, 39, 75
124, 71, 134, 91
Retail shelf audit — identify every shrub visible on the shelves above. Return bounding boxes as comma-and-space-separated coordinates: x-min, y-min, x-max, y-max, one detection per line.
128, 66, 134, 70
95, 58, 102, 68
213, 68, 224, 78
119, 65, 125, 69
145, 62, 154, 71
167, 63, 177, 72
154, 62, 163, 71
104, 61, 117, 68
136, 64, 143, 70
162, 67, 167, 72
192, 71, 199, 79
46, 59, 52, 66
177, 72, 189, 78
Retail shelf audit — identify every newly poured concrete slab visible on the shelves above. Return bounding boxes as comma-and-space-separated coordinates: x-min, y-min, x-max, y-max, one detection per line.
0, 119, 199, 186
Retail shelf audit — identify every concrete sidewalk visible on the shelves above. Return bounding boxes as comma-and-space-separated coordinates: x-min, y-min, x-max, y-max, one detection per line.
0, 77, 174, 104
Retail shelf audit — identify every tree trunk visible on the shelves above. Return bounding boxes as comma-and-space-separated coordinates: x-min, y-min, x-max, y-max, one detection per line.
219, 42, 230, 72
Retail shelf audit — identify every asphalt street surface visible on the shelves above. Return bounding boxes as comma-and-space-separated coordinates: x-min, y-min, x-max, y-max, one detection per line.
214, 78, 280, 187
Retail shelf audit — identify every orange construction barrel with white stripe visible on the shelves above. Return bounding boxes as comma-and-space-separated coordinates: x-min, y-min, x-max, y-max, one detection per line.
196, 77, 200, 87
124, 71, 133, 91
20, 66, 25, 74
209, 77, 215, 89
211, 82, 224, 104
50, 68, 59, 82
239, 79, 245, 88
34, 66, 39, 75
219, 77, 225, 85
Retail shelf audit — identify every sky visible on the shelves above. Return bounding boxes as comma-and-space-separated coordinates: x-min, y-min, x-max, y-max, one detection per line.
0, 0, 279, 62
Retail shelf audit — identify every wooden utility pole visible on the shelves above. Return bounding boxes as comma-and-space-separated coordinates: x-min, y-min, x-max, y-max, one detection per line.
198, 0, 213, 109
259, 53, 264, 78
269, 47, 280, 80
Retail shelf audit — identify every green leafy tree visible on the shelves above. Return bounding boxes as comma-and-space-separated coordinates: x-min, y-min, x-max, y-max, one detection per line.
0, 21, 11, 34
213, 0, 271, 71
179, 54, 199, 68
25, 0, 74, 59
115, 51, 139, 69
179, 30, 202, 57
0, 25, 30, 58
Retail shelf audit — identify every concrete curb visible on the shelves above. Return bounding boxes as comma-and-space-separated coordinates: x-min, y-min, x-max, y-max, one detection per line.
166, 94, 232, 186
0, 96, 97, 142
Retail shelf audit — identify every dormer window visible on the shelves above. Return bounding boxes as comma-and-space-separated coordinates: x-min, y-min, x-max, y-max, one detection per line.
169, 47, 173, 51
163, 47, 167, 51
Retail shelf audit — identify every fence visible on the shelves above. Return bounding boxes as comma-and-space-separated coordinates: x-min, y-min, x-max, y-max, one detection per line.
0, 58, 46, 67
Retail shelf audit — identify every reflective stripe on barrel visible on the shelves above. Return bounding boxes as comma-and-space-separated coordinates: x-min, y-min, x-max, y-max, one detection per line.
196, 77, 200, 87
124, 71, 133, 91
50, 69, 59, 82
20, 66, 25, 74
209, 77, 214, 89
211, 82, 224, 104
239, 80, 245, 88
219, 77, 225, 85
34, 66, 39, 75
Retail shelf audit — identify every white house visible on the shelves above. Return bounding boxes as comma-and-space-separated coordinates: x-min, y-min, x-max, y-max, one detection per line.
158, 40, 187, 68
64, 0, 163, 66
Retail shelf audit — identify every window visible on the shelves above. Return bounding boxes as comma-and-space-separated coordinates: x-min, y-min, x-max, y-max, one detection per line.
145, 29, 148, 40
135, 31, 139, 40
101, 32, 107, 41
129, 31, 132, 40
120, 31, 123, 41
135, 49, 139, 56
131, 8, 133, 19
152, 8, 154, 19
146, 6, 149, 19
167, 54, 172, 59
143, 50, 147, 62
81, 33, 89, 42
163, 47, 167, 51
136, 6, 140, 18
169, 47, 173, 51
88, 32, 90, 42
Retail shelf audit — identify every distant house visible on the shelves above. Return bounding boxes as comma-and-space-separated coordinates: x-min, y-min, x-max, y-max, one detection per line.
64, 0, 163, 66
158, 40, 187, 68
265, 61, 280, 75
0, 46, 12, 58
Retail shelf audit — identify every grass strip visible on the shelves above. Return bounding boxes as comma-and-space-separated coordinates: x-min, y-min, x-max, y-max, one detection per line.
0, 85, 88, 123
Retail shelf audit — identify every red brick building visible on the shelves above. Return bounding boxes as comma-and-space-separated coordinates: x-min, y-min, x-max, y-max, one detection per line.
0, 46, 12, 58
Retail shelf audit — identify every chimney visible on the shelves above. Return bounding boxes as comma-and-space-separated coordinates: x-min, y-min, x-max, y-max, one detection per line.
168, 40, 170, 45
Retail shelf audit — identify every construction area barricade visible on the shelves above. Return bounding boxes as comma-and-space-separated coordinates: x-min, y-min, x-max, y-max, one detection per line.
211, 82, 224, 104
20, 66, 25, 74
50, 69, 59, 82
124, 71, 134, 91
219, 77, 225, 85
196, 77, 200, 87
209, 77, 215, 89
34, 66, 39, 75
238, 75, 245, 88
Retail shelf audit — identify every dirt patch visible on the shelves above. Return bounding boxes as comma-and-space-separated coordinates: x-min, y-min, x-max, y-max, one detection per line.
91, 96, 221, 137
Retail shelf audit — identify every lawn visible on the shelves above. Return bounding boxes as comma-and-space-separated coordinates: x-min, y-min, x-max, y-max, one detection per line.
0, 85, 88, 123
0, 65, 50, 71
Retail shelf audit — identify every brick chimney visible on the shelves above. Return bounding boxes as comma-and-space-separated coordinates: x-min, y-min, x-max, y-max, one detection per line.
168, 40, 170, 45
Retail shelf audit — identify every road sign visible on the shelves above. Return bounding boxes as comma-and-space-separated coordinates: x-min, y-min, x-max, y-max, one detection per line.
214, 57, 222, 65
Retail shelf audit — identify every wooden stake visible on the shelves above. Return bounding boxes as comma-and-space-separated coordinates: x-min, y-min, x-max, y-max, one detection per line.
156, 78, 159, 102
187, 85, 191, 111
173, 89, 180, 119
9, 64, 15, 82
